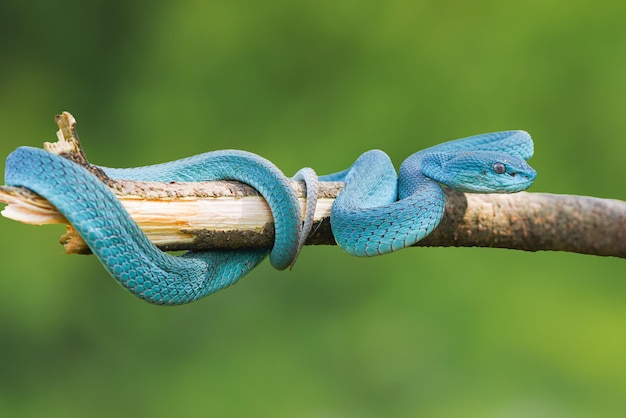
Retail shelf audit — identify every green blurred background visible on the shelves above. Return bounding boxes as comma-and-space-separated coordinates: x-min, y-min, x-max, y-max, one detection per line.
1, 1, 625, 417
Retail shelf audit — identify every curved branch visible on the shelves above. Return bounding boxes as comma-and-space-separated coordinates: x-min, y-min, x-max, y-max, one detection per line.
1, 112, 625, 259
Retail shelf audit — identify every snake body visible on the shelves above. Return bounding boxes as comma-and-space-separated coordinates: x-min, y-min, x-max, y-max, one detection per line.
5, 149, 314, 304
4, 131, 536, 304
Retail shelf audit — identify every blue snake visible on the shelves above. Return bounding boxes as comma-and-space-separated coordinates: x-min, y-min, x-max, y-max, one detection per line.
3, 130, 536, 304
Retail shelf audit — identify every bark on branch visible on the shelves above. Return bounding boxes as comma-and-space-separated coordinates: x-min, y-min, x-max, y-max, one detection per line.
1, 112, 625, 259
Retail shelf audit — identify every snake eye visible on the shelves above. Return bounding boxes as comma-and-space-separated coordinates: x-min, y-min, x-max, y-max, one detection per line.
493, 162, 506, 174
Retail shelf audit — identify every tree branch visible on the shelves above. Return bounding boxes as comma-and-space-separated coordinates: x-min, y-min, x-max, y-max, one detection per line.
1, 112, 625, 259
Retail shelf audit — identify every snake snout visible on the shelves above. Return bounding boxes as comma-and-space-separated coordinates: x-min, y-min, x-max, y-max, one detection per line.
507, 166, 536, 192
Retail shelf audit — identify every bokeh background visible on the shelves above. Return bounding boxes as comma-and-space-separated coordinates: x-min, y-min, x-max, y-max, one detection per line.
1, 1, 626, 417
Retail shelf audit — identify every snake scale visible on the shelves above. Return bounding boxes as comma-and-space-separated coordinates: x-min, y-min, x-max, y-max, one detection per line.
4, 130, 536, 304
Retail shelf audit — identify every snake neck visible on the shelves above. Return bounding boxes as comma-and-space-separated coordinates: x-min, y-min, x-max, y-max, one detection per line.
397, 151, 443, 199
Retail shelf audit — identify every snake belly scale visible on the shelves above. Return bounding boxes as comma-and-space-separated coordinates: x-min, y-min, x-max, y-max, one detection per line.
4, 130, 536, 304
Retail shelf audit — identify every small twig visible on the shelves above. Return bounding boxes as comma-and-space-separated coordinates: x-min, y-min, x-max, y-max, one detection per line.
1, 112, 625, 259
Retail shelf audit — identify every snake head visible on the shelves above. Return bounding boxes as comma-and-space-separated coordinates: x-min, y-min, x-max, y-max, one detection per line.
422, 151, 537, 193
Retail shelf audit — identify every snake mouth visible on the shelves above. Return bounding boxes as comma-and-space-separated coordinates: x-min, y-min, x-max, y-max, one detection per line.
505, 164, 537, 190
505, 173, 536, 192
